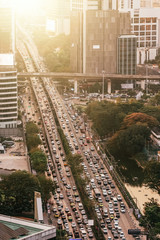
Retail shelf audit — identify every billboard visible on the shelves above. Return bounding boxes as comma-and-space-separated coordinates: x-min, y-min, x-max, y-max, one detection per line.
121, 83, 133, 89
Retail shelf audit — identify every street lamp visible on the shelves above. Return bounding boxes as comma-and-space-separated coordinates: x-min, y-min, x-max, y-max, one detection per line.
102, 70, 105, 100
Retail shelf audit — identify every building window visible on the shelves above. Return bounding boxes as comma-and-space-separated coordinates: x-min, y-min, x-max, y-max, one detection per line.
146, 25, 151, 31
134, 25, 139, 31
140, 18, 145, 23
152, 18, 156, 23
134, 18, 139, 23
140, 25, 145, 31
152, 25, 156, 30
146, 18, 151, 23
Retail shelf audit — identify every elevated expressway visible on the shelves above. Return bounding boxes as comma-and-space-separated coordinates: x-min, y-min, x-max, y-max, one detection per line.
17, 72, 160, 94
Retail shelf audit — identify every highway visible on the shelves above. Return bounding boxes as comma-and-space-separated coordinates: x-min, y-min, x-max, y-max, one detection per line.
17, 29, 145, 240
17, 71, 160, 81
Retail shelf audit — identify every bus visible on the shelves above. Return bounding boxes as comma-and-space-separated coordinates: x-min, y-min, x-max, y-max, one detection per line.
94, 188, 101, 199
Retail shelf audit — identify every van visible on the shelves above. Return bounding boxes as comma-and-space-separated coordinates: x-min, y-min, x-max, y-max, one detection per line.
81, 229, 87, 238
113, 197, 118, 206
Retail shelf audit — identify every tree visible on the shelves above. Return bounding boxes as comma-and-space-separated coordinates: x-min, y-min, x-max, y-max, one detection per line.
140, 105, 160, 122
37, 175, 56, 206
86, 101, 125, 137
122, 112, 159, 129
140, 198, 160, 240
0, 171, 40, 215
30, 150, 47, 173
144, 160, 160, 194
26, 121, 39, 135
107, 124, 150, 157
149, 92, 160, 106
26, 134, 41, 152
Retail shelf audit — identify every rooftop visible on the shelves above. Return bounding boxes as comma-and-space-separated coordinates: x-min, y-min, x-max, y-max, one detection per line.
0, 53, 14, 66
0, 215, 56, 240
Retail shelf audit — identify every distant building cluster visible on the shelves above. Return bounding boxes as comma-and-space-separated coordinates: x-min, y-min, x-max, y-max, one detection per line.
45, 0, 160, 74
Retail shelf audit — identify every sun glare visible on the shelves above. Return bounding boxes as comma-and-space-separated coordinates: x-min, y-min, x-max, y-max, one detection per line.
13, 0, 40, 15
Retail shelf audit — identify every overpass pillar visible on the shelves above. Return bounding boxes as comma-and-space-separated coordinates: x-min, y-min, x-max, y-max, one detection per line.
141, 80, 145, 90
107, 79, 112, 94
74, 80, 78, 94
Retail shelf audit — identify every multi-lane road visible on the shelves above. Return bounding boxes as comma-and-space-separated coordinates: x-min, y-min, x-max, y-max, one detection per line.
17, 29, 144, 240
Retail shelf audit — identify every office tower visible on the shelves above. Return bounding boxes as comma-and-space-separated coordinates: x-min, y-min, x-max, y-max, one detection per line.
70, 10, 131, 74
0, 5, 17, 129
130, 8, 160, 63
71, 0, 103, 10
117, 35, 137, 75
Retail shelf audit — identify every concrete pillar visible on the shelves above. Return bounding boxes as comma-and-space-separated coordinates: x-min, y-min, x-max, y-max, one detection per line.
74, 80, 78, 94
141, 80, 145, 90
107, 79, 112, 94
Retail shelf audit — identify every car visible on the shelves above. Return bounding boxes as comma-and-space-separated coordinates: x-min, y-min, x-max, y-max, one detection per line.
117, 226, 122, 234
117, 195, 122, 201
113, 232, 119, 239
105, 196, 110, 202
107, 237, 112, 240
120, 208, 126, 213
116, 212, 120, 218
57, 219, 62, 225
120, 232, 124, 238
75, 197, 80, 202
74, 231, 80, 238
68, 216, 72, 222
88, 232, 93, 238
71, 222, 76, 228
54, 212, 59, 218
107, 224, 112, 230
81, 210, 86, 215
77, 218, 82, 224
100, 222, 105, 228
102, 227, 108, 234
65, 207, 69, 212
59, 194, 64, 199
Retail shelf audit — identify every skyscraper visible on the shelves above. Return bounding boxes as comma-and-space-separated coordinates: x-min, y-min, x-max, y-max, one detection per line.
0, 3, 18, 129
117, 35, 137, 75
70, 10, 131, 74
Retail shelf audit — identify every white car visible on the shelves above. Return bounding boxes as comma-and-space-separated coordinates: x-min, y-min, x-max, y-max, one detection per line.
120, 232, 124, 238
120, 207, 126, 213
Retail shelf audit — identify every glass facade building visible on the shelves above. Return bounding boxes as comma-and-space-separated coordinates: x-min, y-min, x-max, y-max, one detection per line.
117, 35, 137, 75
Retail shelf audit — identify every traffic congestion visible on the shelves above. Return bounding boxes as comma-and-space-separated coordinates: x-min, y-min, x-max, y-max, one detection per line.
17, 31, 140, 240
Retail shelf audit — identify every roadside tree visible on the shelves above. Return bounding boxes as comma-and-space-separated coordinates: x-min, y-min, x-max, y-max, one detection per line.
144, 160, 160, 194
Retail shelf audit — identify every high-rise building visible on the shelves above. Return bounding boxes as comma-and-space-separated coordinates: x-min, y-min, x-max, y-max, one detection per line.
0, 4, 17, 129
141, 0, 160, 7
116, 0, 160, 64
117, 35, 137, 75
45, 0, 70, 35
70, 10, 131, 74
71, 0, 102, 10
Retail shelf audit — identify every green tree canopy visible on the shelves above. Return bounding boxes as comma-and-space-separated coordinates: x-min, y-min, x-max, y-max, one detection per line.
107, 124, 151, 157
86, 101, 125, 136
139, 105, 160, 122
37, 174, 56, 205
140, 198, 160, 240
144, 160, 160, 194
0, 171, 40, 215
26, 121, 39, 135
30, 150, 47, 173
26, 135, 41, 152
149, 92, 160, 106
